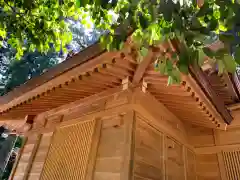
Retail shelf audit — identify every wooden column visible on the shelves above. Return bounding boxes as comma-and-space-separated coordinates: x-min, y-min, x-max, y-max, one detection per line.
121, 111, 135, 180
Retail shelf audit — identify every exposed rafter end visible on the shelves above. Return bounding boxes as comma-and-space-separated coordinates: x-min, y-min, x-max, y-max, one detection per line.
189, 65, 233, 125
141, 80, 148, 93
227, 103, 240, 111
122, 77, 130, 90
16, 114, 36, 134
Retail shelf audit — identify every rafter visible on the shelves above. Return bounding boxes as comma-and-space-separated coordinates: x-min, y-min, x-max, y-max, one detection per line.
132, 50, 154, 84
190, 65, 233, 124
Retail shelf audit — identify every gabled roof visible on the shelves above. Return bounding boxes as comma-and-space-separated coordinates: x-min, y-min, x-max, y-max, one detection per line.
0, 41, 235, 130
0, 43, 105, 105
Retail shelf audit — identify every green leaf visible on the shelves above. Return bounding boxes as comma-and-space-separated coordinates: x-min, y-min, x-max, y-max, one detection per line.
167, 76, 173, 86
171, 69, 181, 84
196, 3, 212, 17
219, 34, 235, 43
198, 49, 205, 66
223, 54, 237, 73
140, 47, 148, 57
166, 60, 173, 74
68, 2, 74, 7
178, 63, 189, 74
157, 59, 167, 75
219, 22, 227, 32
217, 60, 225, 75
203, 47, 215, 58
215, 48, 227, 59
234, 47, 240, 65
77, 0, 88, 7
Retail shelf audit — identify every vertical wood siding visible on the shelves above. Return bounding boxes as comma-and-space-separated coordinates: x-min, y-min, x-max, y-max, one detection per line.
133, 116, 164, 180
185, 149, 197, 180
12, 134, 40, 180
223, 150, 240, 180
165, 137, 185, 180
28, 132, 53, 180
93, 115, 125, 180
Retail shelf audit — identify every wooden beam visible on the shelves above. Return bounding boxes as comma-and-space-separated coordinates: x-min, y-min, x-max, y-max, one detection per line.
227, 103, 240, 111
132, 50, 154, 84
221, 73, 239, 102
0, 51, 119, 113
195, 143, 240, 154
189, 65, 233, 124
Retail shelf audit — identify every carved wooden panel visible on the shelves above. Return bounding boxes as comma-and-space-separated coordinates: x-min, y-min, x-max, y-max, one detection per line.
223, 150, 240, 180
134, 116, 164, 180
40, 120, 96, 180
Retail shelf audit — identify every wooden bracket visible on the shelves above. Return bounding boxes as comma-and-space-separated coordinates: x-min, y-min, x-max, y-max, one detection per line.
122, 77, 129, 90
17, 114, 36, 134
142, 80, 148, 93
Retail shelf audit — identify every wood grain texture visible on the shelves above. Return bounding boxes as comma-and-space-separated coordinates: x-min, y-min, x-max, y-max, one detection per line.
222, 150, 240, 180
185, 149, 197, 180
165, 137, 185, 180
40, 120, 96, 180
133, 116, 164, 180
94, 115, 126, 180
12, 134, 40, 180
27, 132, 53, 180
196, 153, 221, 180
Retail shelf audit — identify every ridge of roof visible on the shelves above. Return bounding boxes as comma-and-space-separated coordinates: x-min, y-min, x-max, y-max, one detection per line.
0, 43, 105, 105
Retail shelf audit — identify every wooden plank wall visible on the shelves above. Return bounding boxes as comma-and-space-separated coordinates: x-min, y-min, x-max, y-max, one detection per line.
93, 113, 132, 180
185, 149, 196, 180
133, 113, 197, 180
12, 134, 41, 180
196, 153, 221, 180
134, 116, 164, 180
186, 114, 240, 180
28, 132, 53, 180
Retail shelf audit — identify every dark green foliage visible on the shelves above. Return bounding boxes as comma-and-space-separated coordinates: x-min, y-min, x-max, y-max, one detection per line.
1, 0, 240, 84
76, 0, 240, 84
0, 22, 100, 95
0, 51, 59, 95
0, 0, 80, 59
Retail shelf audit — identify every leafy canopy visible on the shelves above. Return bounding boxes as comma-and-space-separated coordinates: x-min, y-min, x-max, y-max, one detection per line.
1, 0, 240, 84
0, 0, 80, 59
77, 0, 240, 83
0, 22, 101, 95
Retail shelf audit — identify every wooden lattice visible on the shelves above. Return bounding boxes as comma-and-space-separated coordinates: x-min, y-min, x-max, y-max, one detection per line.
40, 120, 96, 180
223, 150, 240, 180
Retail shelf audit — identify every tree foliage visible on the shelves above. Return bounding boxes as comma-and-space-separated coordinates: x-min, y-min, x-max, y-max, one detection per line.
1, 0, 240, 84
77, 0, 240, 83
0, 0, 80, 58
0, 22, 100, 95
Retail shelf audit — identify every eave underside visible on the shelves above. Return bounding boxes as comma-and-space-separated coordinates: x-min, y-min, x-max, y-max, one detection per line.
0, 43, 233, 131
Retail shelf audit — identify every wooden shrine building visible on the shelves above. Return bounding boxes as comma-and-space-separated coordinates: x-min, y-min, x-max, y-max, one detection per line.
1, 41, 240, 180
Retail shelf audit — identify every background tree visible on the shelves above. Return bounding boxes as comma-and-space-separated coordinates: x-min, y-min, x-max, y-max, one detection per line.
0, 23, 100, 95
2, 0, 240, 84
76, 0, 240, 83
